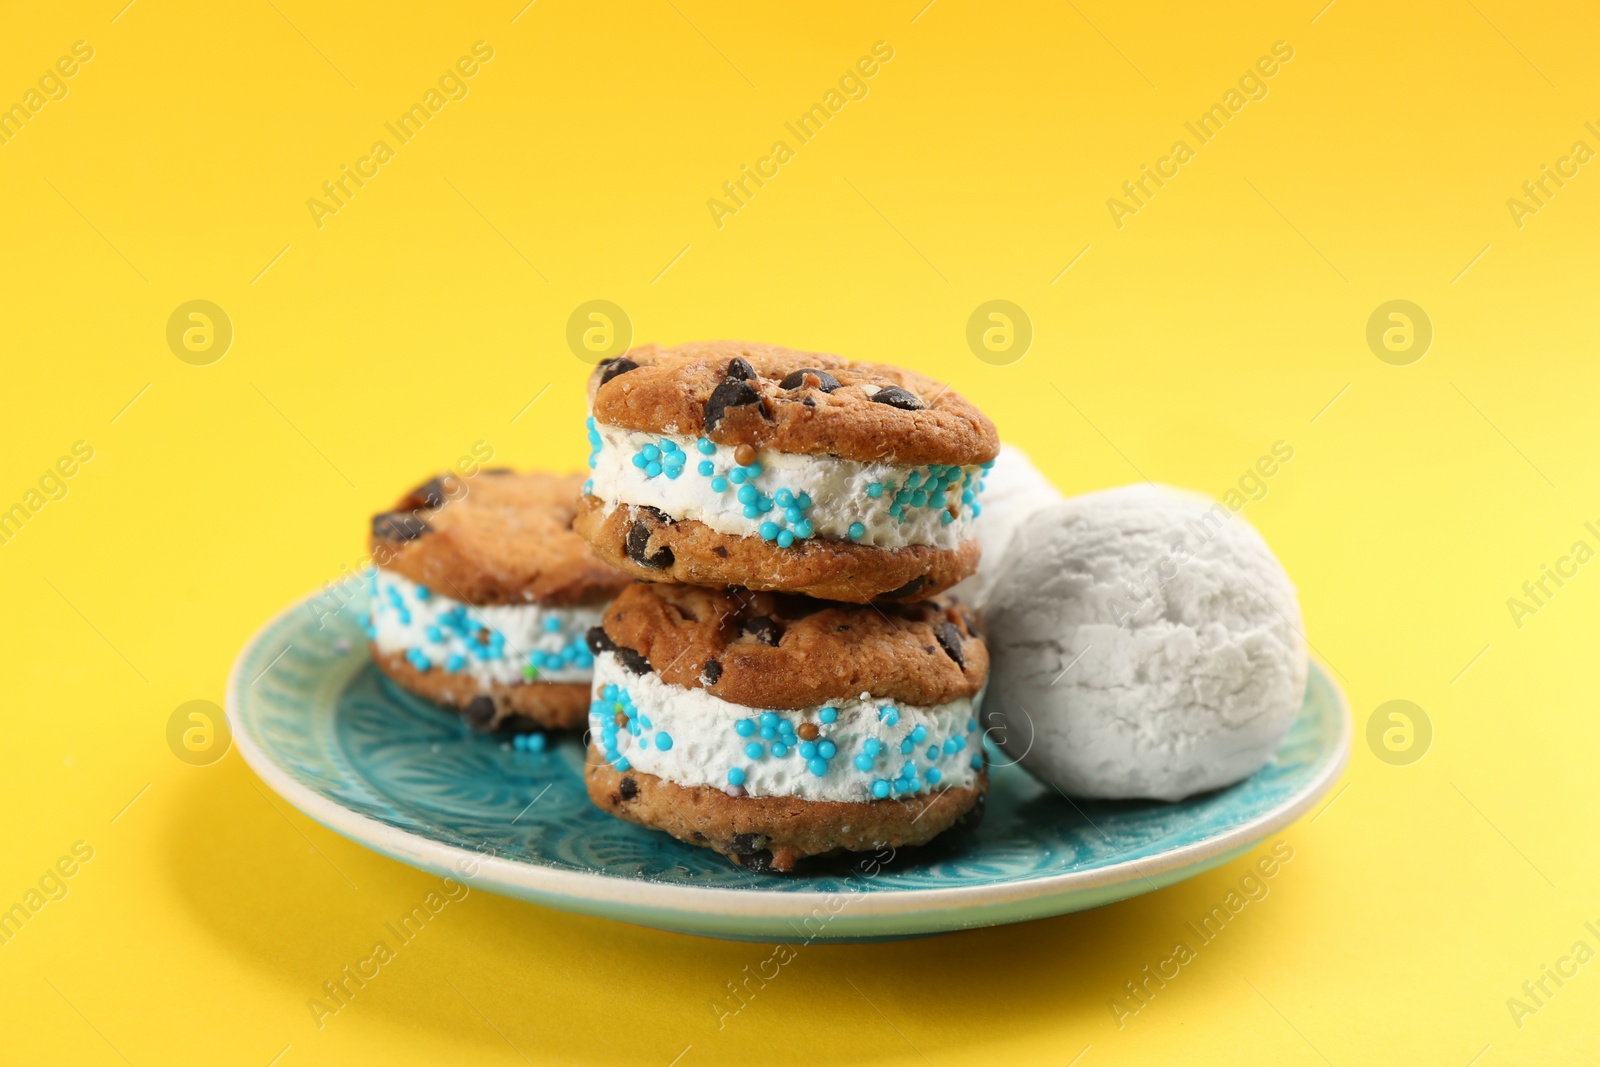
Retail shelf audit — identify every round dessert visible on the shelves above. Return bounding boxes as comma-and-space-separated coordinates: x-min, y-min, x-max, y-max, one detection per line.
573, 341, 1000, 603
581, 582, 991, 871
363, 470, 630, 734
982, 484, 1308, 801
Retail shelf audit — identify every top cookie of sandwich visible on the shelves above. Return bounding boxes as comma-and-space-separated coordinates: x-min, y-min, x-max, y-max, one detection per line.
587, 341, 999, 468
369, 470, 629, 607
592, 583, 988, 710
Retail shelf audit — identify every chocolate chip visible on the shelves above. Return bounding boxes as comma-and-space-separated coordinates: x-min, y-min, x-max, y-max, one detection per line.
936, 622, 966, 668
619, 776, 638, 800
372, 511, 432, 542
837, 624, 851, 632
870, 385, 923, 410
713, 546, 729, 558
598, 357, 639, 386
626, 521, 674, 569
779, 368, 841, 392
742, 616, 780, 646
702, 658, 723, 685
617, 647, 652, 674
726, 357, 757, 381
409, 477, 452, 509
730, 832, 769, 855
462, 696, 496, 732
691, 831, 708, 842
704, 378, 762, 433
879, 575, 927, 600
802, 396, 816, 407
585, 626, 617, 655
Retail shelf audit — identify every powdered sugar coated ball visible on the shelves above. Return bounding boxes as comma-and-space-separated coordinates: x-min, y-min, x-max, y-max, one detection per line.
982, 484, 1307, 800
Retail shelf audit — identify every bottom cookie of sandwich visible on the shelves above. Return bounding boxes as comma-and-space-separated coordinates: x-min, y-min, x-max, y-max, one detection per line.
372, 647, 589, 732
584, 744, 987, 873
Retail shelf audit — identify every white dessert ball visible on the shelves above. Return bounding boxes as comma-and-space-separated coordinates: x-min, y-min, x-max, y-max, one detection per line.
947, 444, 1064, 611
982, 484, 1308, 801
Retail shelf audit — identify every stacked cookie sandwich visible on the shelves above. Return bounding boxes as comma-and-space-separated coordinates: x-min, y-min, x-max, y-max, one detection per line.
574, 341, 1000, 871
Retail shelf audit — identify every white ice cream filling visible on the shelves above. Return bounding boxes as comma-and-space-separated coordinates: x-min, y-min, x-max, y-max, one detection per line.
366, 569, 605, 686
584, 420, 991, 551
588, 652, 984, 803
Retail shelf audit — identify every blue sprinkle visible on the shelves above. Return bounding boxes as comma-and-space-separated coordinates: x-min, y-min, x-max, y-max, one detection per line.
808, 757, 829, 777
943, 737, 960, 754
743, 503, 761, 518
982, 458, 996, 470
771, 741, 789, 757
414, 586, 431, 601
927, 745, 940, 760
759, 521, 779, 540
711, 477, 729, 493
906, 776, 922, 792
892, 777, 910, 794
818, 740, 836, 759
728, 767, 746, 785
544, 616, 563, 633
698, 460, 715, 476
746, 742, 764, 759
776, 530, 795, 548
778, 719, 796, 736
759, 724, 775, 739
737, 484, 757, 505
796, 493, 811, 509
730, 468, 747, 485
799, 740, 817, 759
642, 444, 660, 461
736, 718, 755, 737
970, 753, 984, 769
854, 753, 874, 771
655, 733, 673, 751
872, 779, 891, 799
631, 453, 648, 470
905, 471, 922, 489
697, 437, 716, 455
863, 737, 881, 757
666, 466, 683, 480
912, 490, 927, 507
614, 757, 631, 772
794, 520, 814, 538
446, 654, 465, 672
645, 461, 662, 478
603, 683, 618, 700
901, 738, 913, 754
784, 505, 803, 523
911, 725, 928, 743
902, 760, 917, 778
660, 439, 679, 454
759, 712, 777, 727
425, 625, 443, 642
744, 462, 762, 478
972, 502, 982, 517
820, 707, 837, 724
926, 767, 941, 784
848, 522, 866, 540
774, 488, 794, 507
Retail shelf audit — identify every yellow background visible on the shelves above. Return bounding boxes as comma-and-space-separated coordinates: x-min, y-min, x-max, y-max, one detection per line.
3, 0, 1597, 1063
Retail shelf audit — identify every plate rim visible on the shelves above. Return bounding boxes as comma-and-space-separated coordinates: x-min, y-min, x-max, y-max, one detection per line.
227, 592, 1352, 922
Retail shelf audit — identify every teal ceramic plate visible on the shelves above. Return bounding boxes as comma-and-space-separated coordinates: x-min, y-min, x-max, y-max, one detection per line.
228, 592, 1350, 942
